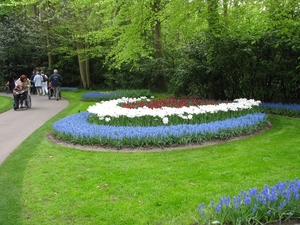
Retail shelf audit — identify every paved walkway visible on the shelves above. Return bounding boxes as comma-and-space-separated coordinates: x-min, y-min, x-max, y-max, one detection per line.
0, 92, 69, 165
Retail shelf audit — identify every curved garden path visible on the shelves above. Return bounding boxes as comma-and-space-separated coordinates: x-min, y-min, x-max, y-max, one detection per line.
0, 92, 69, 165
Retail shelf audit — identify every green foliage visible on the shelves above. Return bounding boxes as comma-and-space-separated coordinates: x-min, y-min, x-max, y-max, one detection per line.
0, 11, 47, 78
113, 89, 151, 98
1, 0, 300, 97
170, 30, 300, 102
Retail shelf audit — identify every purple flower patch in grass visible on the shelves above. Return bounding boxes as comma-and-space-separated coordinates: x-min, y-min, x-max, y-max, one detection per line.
198, 179, 300, 224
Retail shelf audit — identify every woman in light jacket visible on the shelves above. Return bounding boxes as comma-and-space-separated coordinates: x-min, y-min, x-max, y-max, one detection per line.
33, 71, 43, 96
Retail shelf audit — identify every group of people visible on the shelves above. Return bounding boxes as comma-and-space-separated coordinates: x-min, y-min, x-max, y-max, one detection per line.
11, 69, 62, 110
30, 70, 48, 96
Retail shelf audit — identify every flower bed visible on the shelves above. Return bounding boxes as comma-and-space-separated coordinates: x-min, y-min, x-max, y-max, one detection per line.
81, 89, 151, 101
60, 87, 78, 92
87, 97, 262, 126
260, 102, 300, 117
52, 97, 268, 148
198, 178, 300, 224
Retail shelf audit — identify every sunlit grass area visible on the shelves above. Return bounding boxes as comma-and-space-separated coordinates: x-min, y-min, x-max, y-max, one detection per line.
0, 90, 299, 224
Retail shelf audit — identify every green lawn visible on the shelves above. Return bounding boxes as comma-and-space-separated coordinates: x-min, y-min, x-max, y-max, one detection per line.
0, 91, 299, 225
0, 95, 12, 113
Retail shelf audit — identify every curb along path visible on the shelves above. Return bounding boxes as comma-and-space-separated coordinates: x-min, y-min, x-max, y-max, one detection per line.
0, 92, 69, 165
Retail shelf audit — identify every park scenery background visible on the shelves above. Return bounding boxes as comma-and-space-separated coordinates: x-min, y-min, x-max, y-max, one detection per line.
0, 0, 299, 103
0, 88, 300, 224
0, 0, 299, 224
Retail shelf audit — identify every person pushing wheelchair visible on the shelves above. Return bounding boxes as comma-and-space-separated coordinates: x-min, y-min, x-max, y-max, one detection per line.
13, 74, 31, 110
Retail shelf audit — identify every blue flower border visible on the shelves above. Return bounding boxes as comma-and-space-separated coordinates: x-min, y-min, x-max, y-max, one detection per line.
53, 112, 267, 141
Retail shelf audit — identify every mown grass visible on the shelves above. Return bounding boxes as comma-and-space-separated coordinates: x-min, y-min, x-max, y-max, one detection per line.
0, 95, 12, 113
0, 91, 299, 225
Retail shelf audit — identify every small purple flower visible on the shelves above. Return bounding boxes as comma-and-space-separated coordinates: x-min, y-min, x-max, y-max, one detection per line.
244, 197, 251, 205
201, 210, 205, 216
248, 188, 258, 197
198, 202, 205, 211
216, 204, 222, 214
252, 204, 257, 212
278, 200, 287, 211
235, 203, 239, 211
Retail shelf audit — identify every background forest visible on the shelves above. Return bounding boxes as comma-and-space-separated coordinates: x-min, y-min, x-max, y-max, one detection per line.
0, 0, 299, 102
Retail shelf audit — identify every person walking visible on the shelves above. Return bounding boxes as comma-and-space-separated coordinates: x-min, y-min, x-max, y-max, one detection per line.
33, 71, 43, 96
41, 70, 48, 95
30, 70, 36, 94
49, 69, 62, 101
8, 72, 16, 93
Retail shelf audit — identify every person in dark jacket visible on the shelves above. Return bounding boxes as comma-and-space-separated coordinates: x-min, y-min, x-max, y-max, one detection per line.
7, 72, 16, 93
49, 69, 62, 101
30, 70, 36, 94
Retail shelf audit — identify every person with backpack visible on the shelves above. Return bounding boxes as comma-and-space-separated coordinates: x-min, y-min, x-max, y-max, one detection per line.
33, 71, 43, 96
41, 70, 48, 95
49, 69, 62, 101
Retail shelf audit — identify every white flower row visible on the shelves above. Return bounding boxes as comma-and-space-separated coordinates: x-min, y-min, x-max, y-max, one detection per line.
87, 97, 261, 121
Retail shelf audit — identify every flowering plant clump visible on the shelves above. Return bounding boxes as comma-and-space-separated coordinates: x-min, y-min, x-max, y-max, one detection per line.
81, 89, 151, 102
260, 102, 300, 117
52, 97, 267, 148
53, 112, 267, 148
87, 97, 261, 126
60, 87, 78, 92
119, 97, 231, 109
197, 179, 300, 225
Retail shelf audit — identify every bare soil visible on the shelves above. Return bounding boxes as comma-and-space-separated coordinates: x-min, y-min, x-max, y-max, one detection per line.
268, 218, 300, 225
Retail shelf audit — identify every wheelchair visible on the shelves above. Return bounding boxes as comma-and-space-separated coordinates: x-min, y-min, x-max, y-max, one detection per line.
48, 86, 61, 100
5, 84, 10, 94
13, 91, 31, 110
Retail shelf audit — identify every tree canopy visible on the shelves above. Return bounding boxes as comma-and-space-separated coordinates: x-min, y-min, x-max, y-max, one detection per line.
0, 0, 299, 101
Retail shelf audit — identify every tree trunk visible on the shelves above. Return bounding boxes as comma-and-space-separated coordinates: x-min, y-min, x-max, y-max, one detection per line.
85, 58, 92, 88
206, 0, 225, 99
207, 0, 219, 36
46, 28, 52, 69
76, 41, 91, 89
223, 0, 228, 17
152, 0, 167, 92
